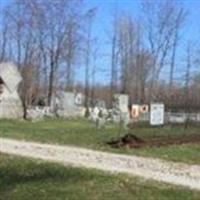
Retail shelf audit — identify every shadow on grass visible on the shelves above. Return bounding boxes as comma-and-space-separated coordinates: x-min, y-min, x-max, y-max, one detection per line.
0, 157, 94, 190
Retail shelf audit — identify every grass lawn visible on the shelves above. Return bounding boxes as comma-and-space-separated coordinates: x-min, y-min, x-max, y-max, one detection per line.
0, 153, 199, 200
0, 118, 199, 164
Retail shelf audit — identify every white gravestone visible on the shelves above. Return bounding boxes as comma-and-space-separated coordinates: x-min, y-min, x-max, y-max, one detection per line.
150, 103, 165, 125
75, 93, 84, 106
113, 94, 130, 125
91, 107, 99, 121
114, 94, 129, 113
0, 63, 23, 119
53, 91, 77, 118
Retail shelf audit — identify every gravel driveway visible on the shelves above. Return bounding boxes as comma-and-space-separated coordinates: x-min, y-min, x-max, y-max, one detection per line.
0, 138, 200, 190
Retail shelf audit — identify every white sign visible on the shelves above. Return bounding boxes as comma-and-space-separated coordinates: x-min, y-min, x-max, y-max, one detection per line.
150, 103, 164, 125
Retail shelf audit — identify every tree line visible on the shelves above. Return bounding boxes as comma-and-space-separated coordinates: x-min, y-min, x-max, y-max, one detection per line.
0, 0, 199, 111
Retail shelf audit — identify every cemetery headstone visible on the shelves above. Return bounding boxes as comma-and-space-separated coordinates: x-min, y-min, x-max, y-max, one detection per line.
113, 94, 130, 126
54, 91, 77, 118
114, 94, 129, 113
0, 63, 23, 119
75, 93, 84, 106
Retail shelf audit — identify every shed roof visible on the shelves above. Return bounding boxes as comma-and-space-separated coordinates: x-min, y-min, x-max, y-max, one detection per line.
0, 62, 22, 92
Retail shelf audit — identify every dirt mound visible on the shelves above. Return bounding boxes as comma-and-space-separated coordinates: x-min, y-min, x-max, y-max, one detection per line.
150, 134, 200, 147
107, 133, 200, 149
107, 133, 146, 148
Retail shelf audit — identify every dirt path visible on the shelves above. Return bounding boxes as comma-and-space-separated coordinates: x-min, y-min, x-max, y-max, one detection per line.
0, 138, 200, 191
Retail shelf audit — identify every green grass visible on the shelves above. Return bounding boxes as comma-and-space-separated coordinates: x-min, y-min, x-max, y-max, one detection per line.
0, 118, 200, 164
0, 153, 199, 200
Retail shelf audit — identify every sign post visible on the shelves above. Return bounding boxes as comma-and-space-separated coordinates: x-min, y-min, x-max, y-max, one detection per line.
150, 103, 165, 126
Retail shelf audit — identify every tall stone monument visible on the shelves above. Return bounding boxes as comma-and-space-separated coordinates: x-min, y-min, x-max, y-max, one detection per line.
113, 94, 130, 126
0, 62, 23, 119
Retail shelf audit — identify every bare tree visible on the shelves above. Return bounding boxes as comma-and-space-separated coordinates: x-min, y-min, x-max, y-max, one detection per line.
91, 40, 98, 105
117, 14, 136, 94
169, 6, 187, 104
0, 16, 8, 62
84, 8, 97, 108
24, 0, 83, 106
62, 3, 83, 91
184, 42, 191, 127
110, 6, 119, 98
112, 14, 152, 104
141, 0, 183, 100
2, 0, 85, 111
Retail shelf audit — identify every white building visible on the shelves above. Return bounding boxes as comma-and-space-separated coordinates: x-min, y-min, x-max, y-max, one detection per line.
0, 63, 23, 119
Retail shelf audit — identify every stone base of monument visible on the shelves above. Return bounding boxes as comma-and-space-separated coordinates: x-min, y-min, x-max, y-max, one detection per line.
0, 95, 23, 119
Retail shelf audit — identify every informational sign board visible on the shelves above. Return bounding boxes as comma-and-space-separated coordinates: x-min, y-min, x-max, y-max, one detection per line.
150, 103, 165, 125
